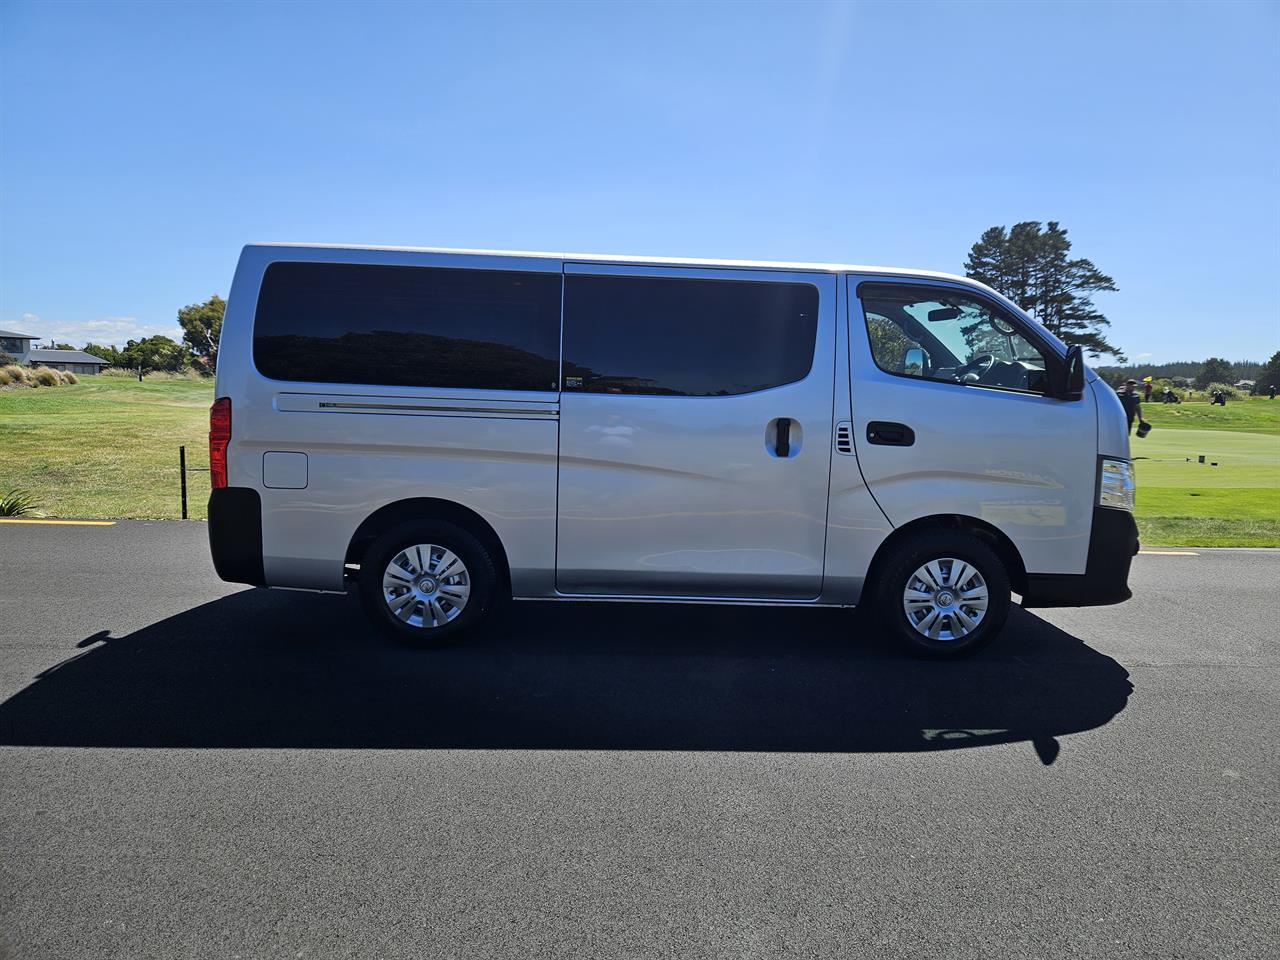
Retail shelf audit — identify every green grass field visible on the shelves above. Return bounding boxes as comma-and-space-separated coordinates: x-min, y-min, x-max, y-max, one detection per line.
0, 377, 214, 519
1, 379, 1277, 545
1133, 398, 1280, 546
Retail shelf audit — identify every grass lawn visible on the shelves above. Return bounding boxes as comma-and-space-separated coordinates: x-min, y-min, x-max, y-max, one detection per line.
1, 379, 1277, 546
0, 377, 214, 519
1133, 398, 1280, 547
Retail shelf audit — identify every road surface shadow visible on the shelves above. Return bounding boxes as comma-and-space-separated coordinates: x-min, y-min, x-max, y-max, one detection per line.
0, 590, 1131, 761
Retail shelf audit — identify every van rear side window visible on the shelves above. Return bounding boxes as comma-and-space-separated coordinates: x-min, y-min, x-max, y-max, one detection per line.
252, 262, 562, 391
563, 275, 819, 396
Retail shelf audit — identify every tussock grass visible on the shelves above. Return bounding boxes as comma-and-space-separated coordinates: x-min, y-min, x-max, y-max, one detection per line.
2, 364, 29, 385
98, 366, 208, 381
31, 367, 66, 387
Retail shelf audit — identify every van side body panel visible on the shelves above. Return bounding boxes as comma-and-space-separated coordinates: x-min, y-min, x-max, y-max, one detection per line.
555, 265, 838, 600
251, 414, 558, 592
214, 245, 562, 595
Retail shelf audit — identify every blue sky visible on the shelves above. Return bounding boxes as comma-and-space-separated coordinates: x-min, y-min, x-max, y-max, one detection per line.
2, 0, 1277, 363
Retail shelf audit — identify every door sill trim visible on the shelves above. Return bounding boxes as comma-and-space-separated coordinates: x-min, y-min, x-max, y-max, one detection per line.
516, 593, 846, 607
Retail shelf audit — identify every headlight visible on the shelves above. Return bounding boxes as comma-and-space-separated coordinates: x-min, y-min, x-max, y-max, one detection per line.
1099, 458, 1134, 511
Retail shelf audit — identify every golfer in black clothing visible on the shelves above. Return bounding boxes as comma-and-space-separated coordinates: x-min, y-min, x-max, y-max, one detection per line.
1118, 379, 1143, 433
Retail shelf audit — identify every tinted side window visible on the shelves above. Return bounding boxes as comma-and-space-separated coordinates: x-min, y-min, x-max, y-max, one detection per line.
563, 275, 819, 396
253, 262, 562, 391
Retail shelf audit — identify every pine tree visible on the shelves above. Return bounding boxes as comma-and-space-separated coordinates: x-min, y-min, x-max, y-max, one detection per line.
1255, 351, 1280, 395
1196, 357, 1233, 389
964, 226, 1009, 292
964, 221, 1124, 360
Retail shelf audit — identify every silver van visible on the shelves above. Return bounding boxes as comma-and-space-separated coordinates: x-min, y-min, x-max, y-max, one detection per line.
209, 244, 1137, 657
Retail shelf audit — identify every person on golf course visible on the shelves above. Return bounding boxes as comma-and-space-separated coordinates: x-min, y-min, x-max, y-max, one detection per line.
1118, 379, 1145, 434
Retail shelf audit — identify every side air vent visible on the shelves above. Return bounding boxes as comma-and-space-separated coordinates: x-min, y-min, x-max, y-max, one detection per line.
835, 421, 854, 455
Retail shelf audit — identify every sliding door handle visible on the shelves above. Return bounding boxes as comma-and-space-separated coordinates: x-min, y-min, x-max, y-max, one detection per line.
866, 421, 915, 446
767, 417, 798, 458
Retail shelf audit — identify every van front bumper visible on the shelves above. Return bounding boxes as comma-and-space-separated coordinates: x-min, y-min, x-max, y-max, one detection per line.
208, 487, 266, 586
1021, 506, 1139, 608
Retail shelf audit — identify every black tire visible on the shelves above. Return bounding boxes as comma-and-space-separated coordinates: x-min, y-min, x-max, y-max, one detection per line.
872, 530, 1011, 659
357, 520, 499, 647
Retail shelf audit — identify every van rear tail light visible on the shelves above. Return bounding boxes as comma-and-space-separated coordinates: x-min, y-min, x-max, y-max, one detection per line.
209, 397, 232, 489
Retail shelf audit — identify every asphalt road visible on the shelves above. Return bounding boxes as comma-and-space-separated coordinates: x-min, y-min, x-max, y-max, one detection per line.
1, 521, 1276, 960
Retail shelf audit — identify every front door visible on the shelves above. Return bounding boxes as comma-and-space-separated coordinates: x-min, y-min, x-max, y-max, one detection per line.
848, 277, 1099, 576
556, 264, 836, 598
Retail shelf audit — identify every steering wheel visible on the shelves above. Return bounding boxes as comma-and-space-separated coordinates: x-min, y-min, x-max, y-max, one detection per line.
955, 353, 995, 383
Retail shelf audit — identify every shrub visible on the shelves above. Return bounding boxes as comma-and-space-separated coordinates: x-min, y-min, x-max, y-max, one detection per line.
0, 369, 9, 386
1148, 379, 1189, 402
63, 371, 79, 384
2, 363, 29, 385
32, 366, 65, 386
1204, 383, 1241, 400
100, 366, 206, 380
0, 489, 39, 517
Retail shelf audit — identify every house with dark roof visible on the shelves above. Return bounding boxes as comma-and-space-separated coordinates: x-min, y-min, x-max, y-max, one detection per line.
0, 328, 36, 364
0, 328, 111, 374
27, 348, 112, 374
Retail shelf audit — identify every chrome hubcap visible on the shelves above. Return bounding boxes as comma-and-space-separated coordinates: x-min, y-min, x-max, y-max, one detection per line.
382, 543, 470, 629
903, 558, 989, 642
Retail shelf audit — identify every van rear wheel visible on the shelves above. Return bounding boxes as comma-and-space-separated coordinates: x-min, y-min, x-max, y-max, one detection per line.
358, 520, 497, 647
873, 531, 1011, 659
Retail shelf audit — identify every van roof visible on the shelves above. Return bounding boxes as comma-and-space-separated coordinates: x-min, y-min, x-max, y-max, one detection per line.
245, 242, 987, 289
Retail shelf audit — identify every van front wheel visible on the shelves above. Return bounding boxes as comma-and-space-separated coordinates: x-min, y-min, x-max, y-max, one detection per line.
358, 520, 497, 647
873, 531, 1011, 658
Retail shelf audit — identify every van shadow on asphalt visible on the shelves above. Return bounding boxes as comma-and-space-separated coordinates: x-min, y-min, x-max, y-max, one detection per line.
0, 590, 1132, 764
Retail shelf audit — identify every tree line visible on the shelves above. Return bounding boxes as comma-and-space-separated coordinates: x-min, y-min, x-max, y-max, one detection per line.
1092, 359, 1262, 382
1094, 358, 1265, 387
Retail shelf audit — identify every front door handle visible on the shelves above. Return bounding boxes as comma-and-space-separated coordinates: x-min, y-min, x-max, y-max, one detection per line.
866, 421, 915, 446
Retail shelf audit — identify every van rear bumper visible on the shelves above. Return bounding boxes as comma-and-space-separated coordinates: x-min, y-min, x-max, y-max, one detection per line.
208, 487, 266, 586
1021, 507, 1138, 608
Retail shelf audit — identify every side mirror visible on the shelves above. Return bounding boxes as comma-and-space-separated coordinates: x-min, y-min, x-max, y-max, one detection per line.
1060, 345, 1086, 399
904, 346, 925, 376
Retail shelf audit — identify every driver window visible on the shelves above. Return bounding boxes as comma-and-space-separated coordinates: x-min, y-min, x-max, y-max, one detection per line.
861, 285, 1050, 394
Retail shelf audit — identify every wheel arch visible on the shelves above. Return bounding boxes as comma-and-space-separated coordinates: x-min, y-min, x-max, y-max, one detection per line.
864, 514, 1028, 597
345, 498, 512, 597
